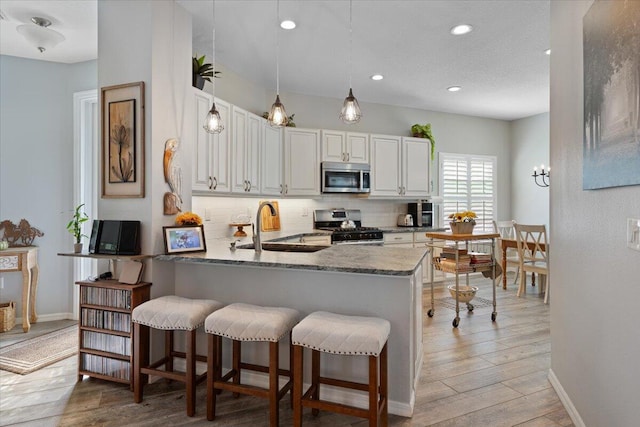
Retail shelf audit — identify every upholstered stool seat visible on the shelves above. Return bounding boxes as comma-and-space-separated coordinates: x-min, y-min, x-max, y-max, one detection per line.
132, 296, 224, 417
204, 303, 299, 426
292, 311, 390, 427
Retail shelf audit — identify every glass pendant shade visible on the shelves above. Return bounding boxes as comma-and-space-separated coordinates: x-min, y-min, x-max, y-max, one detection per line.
268, 95, 288, 127
340, 88, 362, 124
203, 103, 224, 134
17, 17, 65, 53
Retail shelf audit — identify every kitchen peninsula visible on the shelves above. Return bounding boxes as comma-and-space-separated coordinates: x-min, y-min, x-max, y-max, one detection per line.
156, 242, 427, 417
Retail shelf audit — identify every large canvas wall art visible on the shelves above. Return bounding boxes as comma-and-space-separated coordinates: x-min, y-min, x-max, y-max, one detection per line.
583, 0, 640, 190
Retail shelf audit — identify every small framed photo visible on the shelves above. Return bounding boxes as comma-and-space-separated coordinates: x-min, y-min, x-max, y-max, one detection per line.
163, 225, 207, 254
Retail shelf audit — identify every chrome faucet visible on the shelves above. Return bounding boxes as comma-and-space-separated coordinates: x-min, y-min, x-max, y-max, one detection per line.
254, 201, 276, 252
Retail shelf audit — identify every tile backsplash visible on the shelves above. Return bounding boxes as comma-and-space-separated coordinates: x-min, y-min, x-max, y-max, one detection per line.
192, 196, 412, 243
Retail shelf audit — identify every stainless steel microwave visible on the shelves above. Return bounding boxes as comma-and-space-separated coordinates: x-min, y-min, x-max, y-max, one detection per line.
321, 162, 371, 194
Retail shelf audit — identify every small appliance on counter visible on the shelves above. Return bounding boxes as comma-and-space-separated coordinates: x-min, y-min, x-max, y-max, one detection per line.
397, 214, 414, 227
408, 201, 435, 227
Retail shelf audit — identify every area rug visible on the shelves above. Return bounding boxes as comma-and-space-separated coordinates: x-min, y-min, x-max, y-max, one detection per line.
433, 296, 493, 311
0, 325, 77, 375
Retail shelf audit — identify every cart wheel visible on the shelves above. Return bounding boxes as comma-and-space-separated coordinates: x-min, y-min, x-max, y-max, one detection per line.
467, 303, 474, 312
452, 317, 460, 328
427, 308, 434, 317
491, 312, 497, 322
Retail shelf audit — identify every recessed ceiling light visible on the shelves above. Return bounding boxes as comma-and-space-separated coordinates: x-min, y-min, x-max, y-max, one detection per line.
280, 20, 296, 30
545, 49, 551, 55
370, 74, 384, 81
447, 86, 462, 92
450, 24, 473, 35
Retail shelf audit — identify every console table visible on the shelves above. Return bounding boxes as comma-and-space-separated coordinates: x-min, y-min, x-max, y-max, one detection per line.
0, 247, 39, 332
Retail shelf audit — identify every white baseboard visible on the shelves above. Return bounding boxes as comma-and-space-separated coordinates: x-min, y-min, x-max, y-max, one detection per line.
548, 368, 585, 427
16, 312, 75, 324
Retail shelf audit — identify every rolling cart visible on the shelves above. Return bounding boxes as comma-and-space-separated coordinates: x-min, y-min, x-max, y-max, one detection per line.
425, 231, 500, 328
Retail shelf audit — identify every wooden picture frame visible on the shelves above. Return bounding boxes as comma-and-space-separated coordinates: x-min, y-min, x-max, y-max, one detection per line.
102, 81, 145, 198
162, 225, 207, 254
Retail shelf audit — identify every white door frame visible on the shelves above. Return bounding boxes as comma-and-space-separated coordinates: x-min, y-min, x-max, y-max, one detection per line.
72, 89, 98, 320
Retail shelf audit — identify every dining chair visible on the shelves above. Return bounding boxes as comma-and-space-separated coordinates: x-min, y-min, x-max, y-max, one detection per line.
513, 224, 549, 303
494, 220, 520, 286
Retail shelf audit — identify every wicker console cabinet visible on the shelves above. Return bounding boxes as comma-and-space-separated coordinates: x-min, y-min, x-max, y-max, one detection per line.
75, 280, 151, 388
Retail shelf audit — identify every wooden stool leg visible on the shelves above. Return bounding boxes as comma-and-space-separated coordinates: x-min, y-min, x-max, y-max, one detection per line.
269, 341, 279, 427
380, 343, 388, 427
165, 330, 174, 374
133, 322, 143, 403
293, 345, 303, 427
311, 350, 320, 416
368, 354, 379, 427
289, 332, 294, 409
207, 334, 216, 421
232, 339, 241, 398
186, 329, 196, 417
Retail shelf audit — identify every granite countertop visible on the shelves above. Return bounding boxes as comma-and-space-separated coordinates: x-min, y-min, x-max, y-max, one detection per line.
156, 240, 428, 277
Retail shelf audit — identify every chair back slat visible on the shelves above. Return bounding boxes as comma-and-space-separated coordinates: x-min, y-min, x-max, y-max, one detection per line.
514, 224, 548, 264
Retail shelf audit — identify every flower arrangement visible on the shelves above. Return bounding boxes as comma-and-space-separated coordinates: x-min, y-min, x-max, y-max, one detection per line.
448, 211, 477, 224
175, 212, 202, 226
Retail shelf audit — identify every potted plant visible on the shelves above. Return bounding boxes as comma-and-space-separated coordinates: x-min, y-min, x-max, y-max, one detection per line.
262, 112, 297, 127
192, 54, 221, 90
67, 203, 89, 253
411, 123, 436, 160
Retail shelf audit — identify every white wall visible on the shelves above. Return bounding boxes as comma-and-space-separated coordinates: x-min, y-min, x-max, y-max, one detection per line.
511, 113, 550, 227
0, 56, 97, 319
550, 2, 640, 425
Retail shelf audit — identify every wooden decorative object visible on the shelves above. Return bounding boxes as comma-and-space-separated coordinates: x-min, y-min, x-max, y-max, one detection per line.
229, 223, 251, 237
0, 219, 44, 247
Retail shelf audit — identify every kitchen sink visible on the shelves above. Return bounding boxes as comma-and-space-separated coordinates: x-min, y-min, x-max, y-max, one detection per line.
237, 243, 331, 253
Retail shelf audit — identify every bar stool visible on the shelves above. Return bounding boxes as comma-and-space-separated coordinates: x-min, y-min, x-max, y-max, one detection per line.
292, 311, 390, 427
204, 302, 299, 426
132, 295, 224, 417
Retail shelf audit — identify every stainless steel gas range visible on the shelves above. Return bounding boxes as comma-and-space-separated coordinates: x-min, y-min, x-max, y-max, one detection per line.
313, 209, 384, 245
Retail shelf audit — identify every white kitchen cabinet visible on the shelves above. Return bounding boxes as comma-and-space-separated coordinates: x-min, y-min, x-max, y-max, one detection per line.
370, 134, 430, 197
261, 124, 284, 196
370, 134, 402, 196
193, 89, 230, 193
321, 130, 369, 164
231, 106, 261, 194
402, 137, 430, 197
283, 128, 321, 196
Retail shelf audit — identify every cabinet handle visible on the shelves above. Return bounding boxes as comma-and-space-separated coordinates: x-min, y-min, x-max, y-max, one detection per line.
280, 184, 283, 194
398, 187, 402, 195
213, 176, 218, 190
394, 237, 402, 240
208, 176, 213, 190
285, 184, 288, 194
244, 180, 249, 191
248, 180, 252, 192
346, 153, 350, 161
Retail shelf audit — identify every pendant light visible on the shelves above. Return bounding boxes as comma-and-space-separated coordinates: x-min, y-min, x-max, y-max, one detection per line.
203, 0, 224, 134
267, 0, 289, 127
339, 0, 362, 124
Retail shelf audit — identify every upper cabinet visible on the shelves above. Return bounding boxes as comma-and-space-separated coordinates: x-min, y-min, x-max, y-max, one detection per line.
370, 134, 430, 197
402, 137, 430, 197
231, 106, 261, 194
284, 128, 321, 196
193, 89, 231, 193
262, 124, 284, 196
321, 130, 369, 164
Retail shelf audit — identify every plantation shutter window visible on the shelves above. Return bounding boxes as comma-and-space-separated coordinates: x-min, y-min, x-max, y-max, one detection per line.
439, 153, 496, 232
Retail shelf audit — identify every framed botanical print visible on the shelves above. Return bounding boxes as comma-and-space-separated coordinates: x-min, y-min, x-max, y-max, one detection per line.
101, 81, 145, 198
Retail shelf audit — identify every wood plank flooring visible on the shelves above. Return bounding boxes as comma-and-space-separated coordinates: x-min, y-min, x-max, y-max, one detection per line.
0, 274, 572, 426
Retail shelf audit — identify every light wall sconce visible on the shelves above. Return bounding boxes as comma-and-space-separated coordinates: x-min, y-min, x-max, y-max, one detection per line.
17, 17, 65, 53
532, 164, 550, 187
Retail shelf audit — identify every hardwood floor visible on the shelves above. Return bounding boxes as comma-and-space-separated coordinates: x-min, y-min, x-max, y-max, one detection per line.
0, 274, 572, 426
